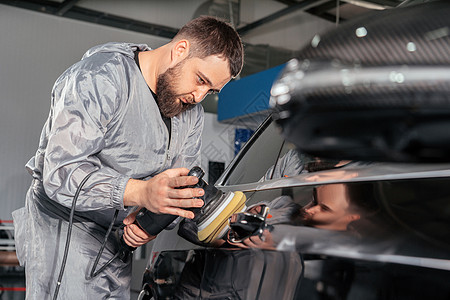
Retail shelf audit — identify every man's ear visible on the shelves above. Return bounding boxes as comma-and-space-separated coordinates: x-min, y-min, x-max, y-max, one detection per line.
170, 39, 190, 65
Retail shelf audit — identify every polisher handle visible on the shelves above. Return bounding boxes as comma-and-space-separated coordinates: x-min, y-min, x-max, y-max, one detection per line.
134, 208, 177, 235
134, 166, 206, 235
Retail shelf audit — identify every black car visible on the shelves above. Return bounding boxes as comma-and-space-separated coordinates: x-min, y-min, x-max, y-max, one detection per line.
138, 111, 450, 299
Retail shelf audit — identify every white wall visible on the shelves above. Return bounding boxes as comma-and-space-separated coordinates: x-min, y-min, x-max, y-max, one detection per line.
201, 112, 237, 182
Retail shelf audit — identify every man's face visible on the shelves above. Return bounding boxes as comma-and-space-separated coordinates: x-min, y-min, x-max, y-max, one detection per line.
156, 55, 231, 118
301, 184, 358, 231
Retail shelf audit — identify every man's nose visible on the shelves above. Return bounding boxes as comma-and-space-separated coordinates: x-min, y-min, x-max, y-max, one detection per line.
193, 87, 210, 103
305, 206, 319, 215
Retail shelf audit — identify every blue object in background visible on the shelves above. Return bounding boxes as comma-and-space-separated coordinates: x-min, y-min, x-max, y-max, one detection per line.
234, 128, 254, 156
218, 64, 286, 124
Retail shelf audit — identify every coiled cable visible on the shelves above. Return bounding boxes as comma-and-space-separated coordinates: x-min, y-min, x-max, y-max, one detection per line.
53, 171, 96, 300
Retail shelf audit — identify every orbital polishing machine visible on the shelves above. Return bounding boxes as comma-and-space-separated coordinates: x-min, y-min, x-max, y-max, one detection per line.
119, 166, 246, 259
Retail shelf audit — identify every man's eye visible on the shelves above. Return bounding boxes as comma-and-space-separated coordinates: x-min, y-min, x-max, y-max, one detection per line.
198, 77, 205, 84
320, 205, 331, 212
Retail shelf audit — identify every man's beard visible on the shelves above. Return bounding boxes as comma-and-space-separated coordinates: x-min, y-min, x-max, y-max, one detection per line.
298, 209, 314, 227
156, 60, 196, 118
290, 208, 315, 227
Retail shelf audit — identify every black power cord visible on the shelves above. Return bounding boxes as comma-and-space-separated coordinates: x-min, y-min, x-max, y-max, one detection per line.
52, 170, 128, 300
88, 209, 120, 279
52, 171, 97, 300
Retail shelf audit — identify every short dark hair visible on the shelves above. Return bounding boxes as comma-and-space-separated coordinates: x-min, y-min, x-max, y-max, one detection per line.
174, 16, 244, 78
345, 183, 379, 217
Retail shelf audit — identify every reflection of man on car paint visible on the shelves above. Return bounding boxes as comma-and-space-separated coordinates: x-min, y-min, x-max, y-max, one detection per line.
302, 184, 361, 231
229, 183, 366, 250
230, 146, 371, 249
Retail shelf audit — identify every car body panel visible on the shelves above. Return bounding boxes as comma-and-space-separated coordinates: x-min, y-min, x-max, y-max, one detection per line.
143, 115, 450, 299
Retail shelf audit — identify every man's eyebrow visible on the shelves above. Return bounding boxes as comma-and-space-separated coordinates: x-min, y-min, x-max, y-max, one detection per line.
198, 71, 219, 89
199, 71, 222, 93
198, 71, 212, 86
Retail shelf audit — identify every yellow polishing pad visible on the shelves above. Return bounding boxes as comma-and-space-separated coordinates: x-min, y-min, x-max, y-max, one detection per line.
198, 191, 246, 242
203, 201, 246, 244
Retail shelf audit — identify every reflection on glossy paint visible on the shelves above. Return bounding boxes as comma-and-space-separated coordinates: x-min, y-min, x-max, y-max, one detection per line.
271, 82, 290, 96
341, 69, 353, 87
389, 71, 405, 83
304, 170, 359, 182
311, 34, 321, 48
425, 26, 449, 40
406, 42, 417, 52
276, 94, 291, 105
355, 27, 367, 38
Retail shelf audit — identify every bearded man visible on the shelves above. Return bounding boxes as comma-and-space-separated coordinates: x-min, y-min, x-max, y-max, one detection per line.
12, 16, 243, 299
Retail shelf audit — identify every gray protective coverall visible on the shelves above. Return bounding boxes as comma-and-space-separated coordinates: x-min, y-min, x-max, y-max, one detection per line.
12, 42, 204, 299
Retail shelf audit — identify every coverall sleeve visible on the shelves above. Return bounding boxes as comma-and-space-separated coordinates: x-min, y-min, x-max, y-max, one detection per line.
42, 58, 130, 211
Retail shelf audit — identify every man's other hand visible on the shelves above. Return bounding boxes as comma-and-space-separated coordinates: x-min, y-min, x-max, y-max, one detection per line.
228, 229, 275, 250
122, 208, 156, 247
